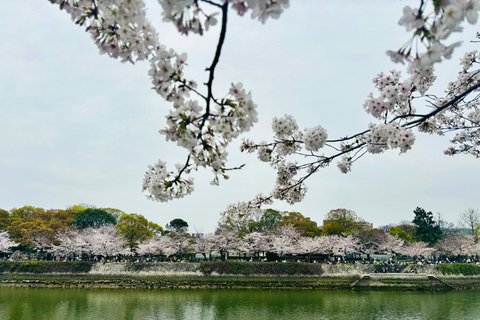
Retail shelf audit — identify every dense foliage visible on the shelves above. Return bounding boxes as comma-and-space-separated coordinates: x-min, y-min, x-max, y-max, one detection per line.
115, 213, 164, 252
412, 207, 443, 245
437, 263, 480, 276
74, 208, 117, 229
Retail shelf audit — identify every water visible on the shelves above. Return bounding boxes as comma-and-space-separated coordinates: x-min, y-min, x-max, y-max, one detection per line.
0, 287, 479, 320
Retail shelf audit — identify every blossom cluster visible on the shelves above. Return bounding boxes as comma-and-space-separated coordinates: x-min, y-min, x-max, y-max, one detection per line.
272, 114, 298, 138
364, 123, 415, 154
407, 64, 437, 96
159, 0, 289, 36
271, 116, 329, 154
49, 0, 159, 63
142, 159, 194, 202
303, 125, 328, 151
435, 50, 480, 157
364, 70, 412, 119
142, 82, 259, 200
0, 230, 16, 254
269, 160, 306, 204
149, 47, 193, 106
159, 0, 219, 35
229, 0, 290, 23
446, 50, 480, 97
242, 114, 331, 204
390, 0, 480, 68
213, 83, 259, 142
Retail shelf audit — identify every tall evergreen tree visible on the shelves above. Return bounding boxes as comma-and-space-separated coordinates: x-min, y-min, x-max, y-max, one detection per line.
412, 207, 443, 245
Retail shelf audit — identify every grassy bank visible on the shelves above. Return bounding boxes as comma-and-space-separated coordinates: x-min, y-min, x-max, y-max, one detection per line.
0, 275, 357, 290
2, 274, 480, 290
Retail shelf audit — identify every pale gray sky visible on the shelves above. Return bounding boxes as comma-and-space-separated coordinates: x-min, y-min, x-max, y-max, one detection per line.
1, 0, 479, 232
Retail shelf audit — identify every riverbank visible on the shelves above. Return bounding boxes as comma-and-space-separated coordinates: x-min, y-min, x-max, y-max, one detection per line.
1, 261, 480, 290
2, 273, 480, 290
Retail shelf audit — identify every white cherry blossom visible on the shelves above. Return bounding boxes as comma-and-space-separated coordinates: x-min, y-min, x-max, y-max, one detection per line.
0, 230, 16, 254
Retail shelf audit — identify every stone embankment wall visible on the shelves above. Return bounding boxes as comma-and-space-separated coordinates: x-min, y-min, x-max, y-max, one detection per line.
0, 261, 441, 277
89, 262, 395, 277
89, 262, 202, 277
88, 262, 439, 277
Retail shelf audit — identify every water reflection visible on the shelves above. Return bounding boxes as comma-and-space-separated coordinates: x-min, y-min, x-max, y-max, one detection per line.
1, 287, 480, 320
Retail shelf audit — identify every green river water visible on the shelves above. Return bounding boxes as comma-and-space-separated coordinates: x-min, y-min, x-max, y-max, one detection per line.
0, 287, 479, 320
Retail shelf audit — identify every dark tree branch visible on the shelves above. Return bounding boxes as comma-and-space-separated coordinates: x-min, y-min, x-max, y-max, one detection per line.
198, 2, 229, 138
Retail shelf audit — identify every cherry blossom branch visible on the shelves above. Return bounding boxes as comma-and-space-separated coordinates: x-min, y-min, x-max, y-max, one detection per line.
405, 82, 480, 128
199, 2, 229, 137
49, 0, 480, 205
243, 53, 480, 206
200, 0, 223, 9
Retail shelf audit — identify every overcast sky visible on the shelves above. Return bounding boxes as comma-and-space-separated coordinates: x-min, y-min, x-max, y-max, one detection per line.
1, 0, 480, 232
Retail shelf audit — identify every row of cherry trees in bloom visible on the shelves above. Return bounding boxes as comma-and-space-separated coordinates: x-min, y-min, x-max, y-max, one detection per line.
1, 204, 478, 262
0, 205, 162, 260
1, 221, 479, 263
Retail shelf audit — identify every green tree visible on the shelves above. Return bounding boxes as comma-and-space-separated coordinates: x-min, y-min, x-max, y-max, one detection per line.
10, 206, 45, 219
412, 207, 443, 245
323, 208, 371, 235
74, 208, 117, 229
7, 207, 76, 249
322, 219, 351, 235
67, 205, 88, 213
389, 226, 414, 242
325, 208, 359, 221
166, 218, 189, 232
397, 223, 416, 236
278, 211, 321, 237
99, 207, 126, 222
248, 209, 282, 232
115, 213, 163, 252
0, 209, 10, 231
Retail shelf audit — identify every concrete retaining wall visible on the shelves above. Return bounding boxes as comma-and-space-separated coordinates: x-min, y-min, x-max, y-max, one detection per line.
87, 262, 437, 277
